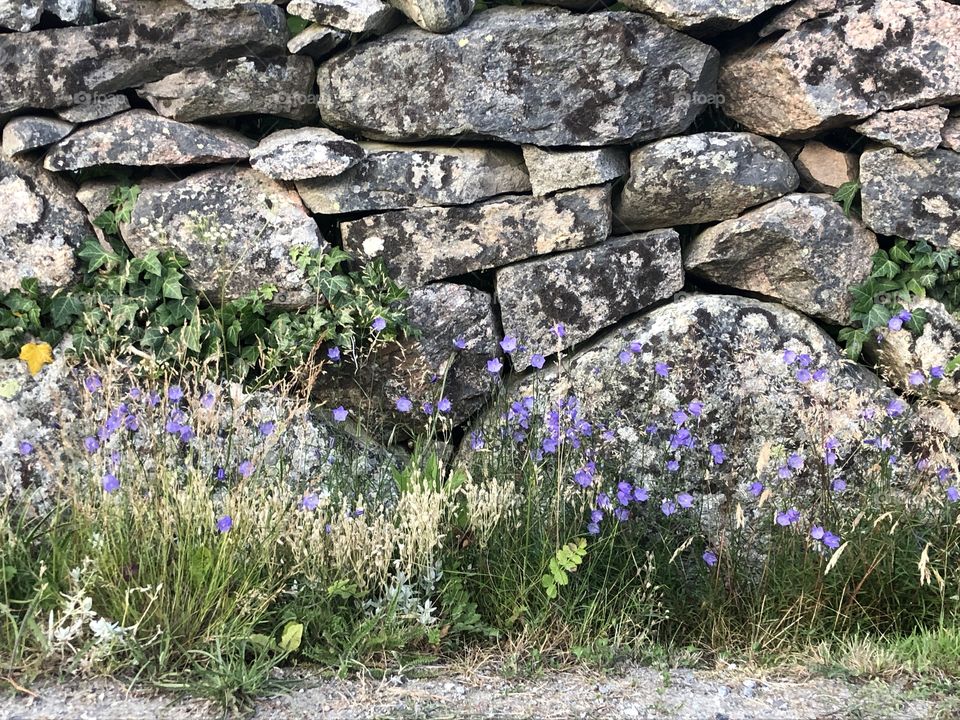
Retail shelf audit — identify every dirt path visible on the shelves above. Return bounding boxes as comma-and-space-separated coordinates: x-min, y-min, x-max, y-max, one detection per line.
0, 665, 945, 719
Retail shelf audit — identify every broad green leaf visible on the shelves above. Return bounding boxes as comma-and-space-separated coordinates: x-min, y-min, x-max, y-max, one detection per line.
47, 294, 84, 328
279, 621, 303, 653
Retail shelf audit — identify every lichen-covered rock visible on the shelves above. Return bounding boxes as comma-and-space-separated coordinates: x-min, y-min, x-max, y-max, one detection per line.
721, 0, 960, 137
250, 128, 364, 181
0, 4, 288, 115
55, 94, 131, 124
615, 132, 798, 231
387, 0, 473, 32
497, 231, 683, 371
287, 0, 401, 33
2, 116, 74, 157
341, 186, 612, 287
329, 283, 501, 430
287, 23, 348, 60
316, 6, 719, 146
137, 56, 316, 123
620, 0, 789, 35
0, 155, 89, 293
867, 298, 960, 410
42, 110, 255, 171
521, 146, 628, 197
296, 142, 530, 214
853, 107, 950, 156
758, 0, 852, 36
479, 294, 906, 497
0, 0, 93, 30
124, 167, 326, 305
685, 194, 877, 324
943, 117, 960, 152
860, 148, 960, 248
794, 141, 858, 193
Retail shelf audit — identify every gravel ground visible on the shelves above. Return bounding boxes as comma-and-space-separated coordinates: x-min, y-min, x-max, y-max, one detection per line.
0, 665, 946, 719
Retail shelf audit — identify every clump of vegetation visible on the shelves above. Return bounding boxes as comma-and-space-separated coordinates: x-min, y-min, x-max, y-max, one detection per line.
0, 185, 411, 385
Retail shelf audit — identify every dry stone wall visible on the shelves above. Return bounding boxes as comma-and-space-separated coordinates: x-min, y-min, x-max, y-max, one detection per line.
2, 0, 960, 438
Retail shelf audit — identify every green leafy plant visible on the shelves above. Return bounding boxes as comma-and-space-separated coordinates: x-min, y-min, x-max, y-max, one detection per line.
0, 186, 412, 384
834, 180, 862, 217
840, 239, 960, 359
541, 539, 588, 600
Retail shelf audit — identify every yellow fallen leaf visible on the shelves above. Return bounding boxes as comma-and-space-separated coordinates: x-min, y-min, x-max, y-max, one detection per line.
19, 341, 53, 376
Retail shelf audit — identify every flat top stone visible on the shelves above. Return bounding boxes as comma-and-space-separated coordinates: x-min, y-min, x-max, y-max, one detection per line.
622, 0, 789, 35
794, 140, 857, 193
2, 116, 75, 156
287, 24, 348, 59
55, 94, 131, 123
0, 5, 288, 115
616, 131, 799, 230
521, 146, 628, 196
296, 141, 530, 213
250, 127, 364, 181
288, 0, 400, 33
316, 6, 719, 146
720, 0, 960, 137
340, 185, 612, 287
853, 106, 950, 156
42, 110, 255, 171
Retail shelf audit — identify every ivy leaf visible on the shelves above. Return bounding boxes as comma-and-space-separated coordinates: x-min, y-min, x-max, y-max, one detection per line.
139, 253, 164, 277
161, 270, 184, 300
19, 341, 54, 375
904, 308, 928, 334
862, 303, 892, 332
47, 294, 85, 328
833, 180, 861, 216
78, 238, 120, 272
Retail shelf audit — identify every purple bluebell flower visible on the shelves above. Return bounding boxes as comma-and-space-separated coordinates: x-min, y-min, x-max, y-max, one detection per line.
332, 406, 349, 422
810, 525, 824, 540
102, 472, 120, 493
179, 426, 194, 443
633, 486, 649, 502
83, 436, 99, 453
776, 508, 800, 526
258, 421, 275, 437
677, 492, 693, 508
672, 409, 688, 427
749, 481, 764, 497
822, 531, 841, 549
655, 362, 671, 378
148, 391, 161, 407
645, 424, 658, 435
787, 452, 804, 471
813, 368, 828, 382
783, 349, 797, 364
486, 358, 503, 374
18, 440, 33, 456
590, 509, 604, 524
613, 507, 629, 522
302, 493, 319, 511
574, 462, 595, 488
618, 350, 632, 365
709, 443, 725, 465
371, 316, 387, 332
470, 431, 485, 451
703, 550, 718, 567
541, 436, 558, 454
530, 353, 546, 369
947, 487, 960, 503
602, 429, 615, 442
238, 460, 254, 478
938, 467, 953, 482
908, 370, 926, 386
327, 346, 341, 362
499, 336, 518, 353
888, 316, 904, 331
597, 492, 612, 510
886, 398, 907, 417
125, 414, 139, 432
216, 467, 226, 481
617, 482, 633, 506
216, 515, 233, 533
832, 477, 847, 493
661, 499, 677, 516
84, 375, 102, 393
422, 401, 434, 415
797, 354, 812, 368
587, 522, 600, 535
438, 397, 452, 413
666, 459, 680, 472
453, 336, 466, 350
795, 368, 812, 383
688, 400, 703, 417
396, 396, 413, 413
553, 323, 566, 338
200, 391, 215, 409
167, 385, 183, 402
629, 340, 643, 354
110, 451, 120, 467
931, 366, 945, 380
128, 387, 141, 400
777, 465, 791, 479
